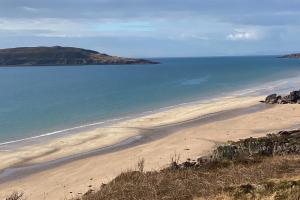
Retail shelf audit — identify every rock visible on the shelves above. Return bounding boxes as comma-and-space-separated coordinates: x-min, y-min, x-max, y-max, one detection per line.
264, 90, 300, 104
197, 156, 211, 164
281, 90, 300, 103
265, 94, 278, 104
290, 91, 300, 102
276, 95, 282, 102
170, 161, 180, 170
290, 91, 299, 102
212, 145, 240, 160
182, 161, 196, 168
208, 129, 300, 162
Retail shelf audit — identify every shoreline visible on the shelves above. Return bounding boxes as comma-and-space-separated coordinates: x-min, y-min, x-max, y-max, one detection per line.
0, 102, 271, 183
0, 94, 264, 175
1, 101, 300, 200
2, 69, 300, 150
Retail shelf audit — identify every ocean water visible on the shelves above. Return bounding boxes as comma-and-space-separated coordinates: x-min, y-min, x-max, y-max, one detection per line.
1, 56, 300, 144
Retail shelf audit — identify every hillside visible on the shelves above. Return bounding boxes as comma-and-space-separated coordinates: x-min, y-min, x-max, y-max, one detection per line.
0, 46, 158, 66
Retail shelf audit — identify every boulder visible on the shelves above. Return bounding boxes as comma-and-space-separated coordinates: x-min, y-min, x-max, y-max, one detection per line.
264, 90, 300, 104
291, 90, 300, 102
281, 90, 300, 103
265, 94, 278, 104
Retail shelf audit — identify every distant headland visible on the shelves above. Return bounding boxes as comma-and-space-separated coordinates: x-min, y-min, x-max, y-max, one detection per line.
280, 53, 300, 59
0, 46, 159, 66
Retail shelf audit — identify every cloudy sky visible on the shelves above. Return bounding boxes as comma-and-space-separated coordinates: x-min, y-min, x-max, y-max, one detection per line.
0, 0, 300, 57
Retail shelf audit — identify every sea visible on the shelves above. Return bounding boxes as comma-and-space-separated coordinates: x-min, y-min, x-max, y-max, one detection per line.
1, 56, 300, 145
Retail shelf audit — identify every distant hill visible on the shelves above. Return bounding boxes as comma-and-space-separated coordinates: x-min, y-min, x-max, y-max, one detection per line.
0, 46, 159, 66
280, 53, 300, 59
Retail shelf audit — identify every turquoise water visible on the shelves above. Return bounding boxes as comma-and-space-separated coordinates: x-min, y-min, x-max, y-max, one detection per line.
1, 56, 300, 143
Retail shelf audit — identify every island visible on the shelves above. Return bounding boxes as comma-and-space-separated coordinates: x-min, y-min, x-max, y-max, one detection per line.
0, 46, 159, 66
280, 53, 300, 59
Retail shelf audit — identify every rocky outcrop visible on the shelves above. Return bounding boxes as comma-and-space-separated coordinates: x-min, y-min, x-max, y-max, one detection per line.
265, 93, 279, 104
0, 46, 159, 66
170, 129, 300, 169
211, 130, 300, 161
263, 90, 300, 104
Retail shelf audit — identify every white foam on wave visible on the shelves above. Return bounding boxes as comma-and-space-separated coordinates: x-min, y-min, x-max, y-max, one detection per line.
0, 116, 131, 146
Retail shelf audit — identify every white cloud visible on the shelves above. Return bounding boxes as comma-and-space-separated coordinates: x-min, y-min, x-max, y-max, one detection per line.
227, 29, 261, 41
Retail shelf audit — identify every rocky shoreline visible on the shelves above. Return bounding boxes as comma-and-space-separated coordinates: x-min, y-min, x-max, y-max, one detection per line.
262, 90, 300, 104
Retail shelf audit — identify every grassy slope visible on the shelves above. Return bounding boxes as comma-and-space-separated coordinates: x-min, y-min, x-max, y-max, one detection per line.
75, 156, 300, 200
74, 130, 300, 200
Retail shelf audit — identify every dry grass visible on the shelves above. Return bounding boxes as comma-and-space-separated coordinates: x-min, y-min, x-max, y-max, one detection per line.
224, 179, 300, 200
77, 155, 300, 200
8, 130, 300, 199
6, 192, 24, 200
137, 158, 145, 173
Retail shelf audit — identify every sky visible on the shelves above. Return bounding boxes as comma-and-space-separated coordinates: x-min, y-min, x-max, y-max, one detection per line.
0, 0, 300, 57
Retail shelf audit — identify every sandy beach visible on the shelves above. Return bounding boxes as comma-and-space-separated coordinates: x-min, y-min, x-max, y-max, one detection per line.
1, 95, 300, 200
0, 95, 263, 172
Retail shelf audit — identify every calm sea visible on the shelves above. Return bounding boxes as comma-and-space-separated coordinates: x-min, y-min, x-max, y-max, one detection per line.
1, 56, 300, 143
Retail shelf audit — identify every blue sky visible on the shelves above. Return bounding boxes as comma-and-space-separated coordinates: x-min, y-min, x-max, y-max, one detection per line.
0, 0, 300, 57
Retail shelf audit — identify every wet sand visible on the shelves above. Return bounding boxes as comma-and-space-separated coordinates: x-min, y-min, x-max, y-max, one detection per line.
0, 102, 268, 183
0, 95, 263, 173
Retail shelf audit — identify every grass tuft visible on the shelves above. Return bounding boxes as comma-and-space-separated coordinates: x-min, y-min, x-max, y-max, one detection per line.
6, 192, 24, 200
